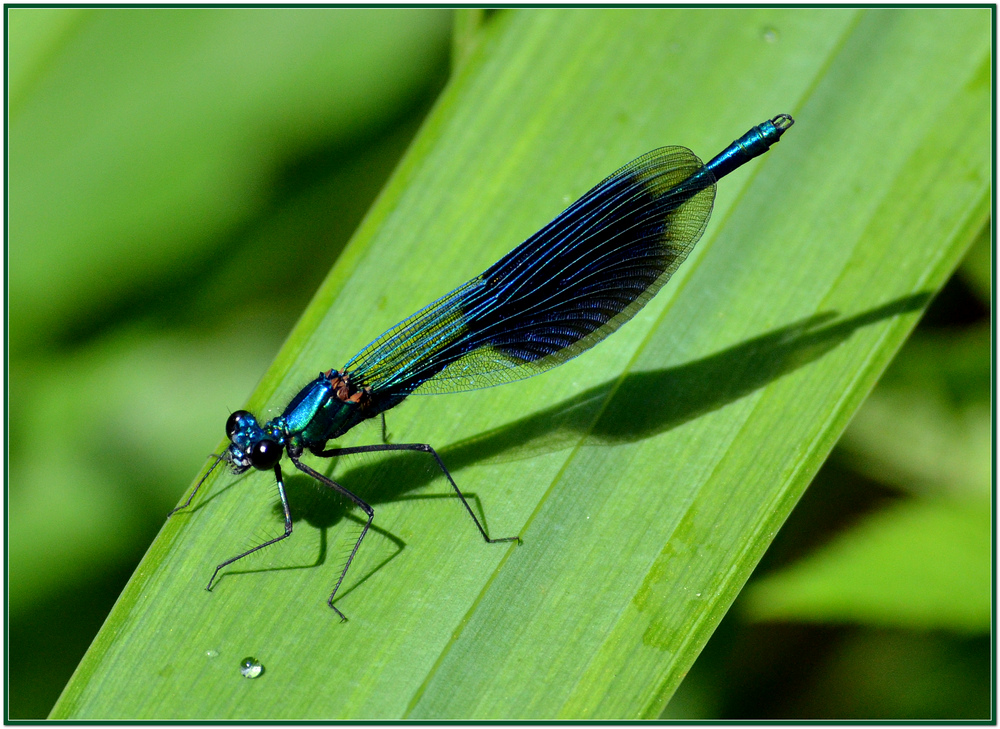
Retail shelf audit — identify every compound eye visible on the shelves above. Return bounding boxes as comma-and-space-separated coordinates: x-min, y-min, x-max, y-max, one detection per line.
226, 410, 254, 440
249, 439, 282, 470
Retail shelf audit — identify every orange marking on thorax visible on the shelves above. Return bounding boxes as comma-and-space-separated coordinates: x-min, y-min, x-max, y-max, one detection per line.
324, 370, 372, 409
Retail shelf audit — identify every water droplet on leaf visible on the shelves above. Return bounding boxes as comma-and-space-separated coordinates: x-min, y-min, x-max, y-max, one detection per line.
240, 656, 263, 679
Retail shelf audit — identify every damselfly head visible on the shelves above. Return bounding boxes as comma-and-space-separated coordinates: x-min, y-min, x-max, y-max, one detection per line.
224, 410, 282, 473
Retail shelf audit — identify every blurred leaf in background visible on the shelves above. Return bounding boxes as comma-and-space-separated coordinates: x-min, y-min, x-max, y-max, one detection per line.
7, 8, 451, 718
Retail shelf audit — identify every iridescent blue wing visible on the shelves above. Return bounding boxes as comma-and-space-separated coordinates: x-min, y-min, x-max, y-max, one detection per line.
346, 146, 716, 396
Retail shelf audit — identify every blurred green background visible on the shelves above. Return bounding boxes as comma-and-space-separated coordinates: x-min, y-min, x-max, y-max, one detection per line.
7, 8, 991, 719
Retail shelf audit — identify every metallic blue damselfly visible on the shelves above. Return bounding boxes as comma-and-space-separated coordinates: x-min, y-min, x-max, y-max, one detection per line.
171, 114, 794, 620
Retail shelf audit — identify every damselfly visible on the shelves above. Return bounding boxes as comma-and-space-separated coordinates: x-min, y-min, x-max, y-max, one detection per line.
171, 114, 794, 619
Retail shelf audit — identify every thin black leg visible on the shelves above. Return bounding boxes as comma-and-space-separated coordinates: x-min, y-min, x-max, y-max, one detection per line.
289, 453, 373, 622
380, 413, 389, 444
206, 463, 292, 591
310, 442, 520, 546
169, 453, 225, 517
